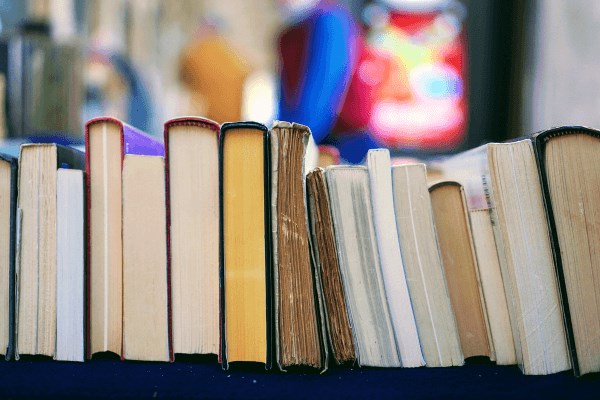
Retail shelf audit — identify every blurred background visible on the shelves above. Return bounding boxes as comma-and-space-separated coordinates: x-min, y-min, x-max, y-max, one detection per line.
1, 0, 599, 163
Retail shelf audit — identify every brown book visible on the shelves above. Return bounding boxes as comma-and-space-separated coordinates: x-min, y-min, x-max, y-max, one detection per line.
122, 155, 170, 361
306, 168, 356, 365
429, 181, 492, 359
220, 122, 271, 368
270, 122, 325, 370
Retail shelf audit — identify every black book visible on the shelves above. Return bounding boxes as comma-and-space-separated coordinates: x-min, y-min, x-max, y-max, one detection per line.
219, 122, 273, 370
0, 153, 17, 360
531, 126, 600, 376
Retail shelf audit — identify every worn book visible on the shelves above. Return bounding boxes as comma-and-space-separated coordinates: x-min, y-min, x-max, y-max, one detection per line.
165, 117, 220, 357
366, 149, 424, 368
306, 168, 356, 366
391, 164, 463, 367
16, 144, 85, 359
85, 117, 164, 359
0, 153, 17, 360
270, 122, 327, 371
325, 165, 400, 367
429, 181, 493, 360
220, 122, 272, 369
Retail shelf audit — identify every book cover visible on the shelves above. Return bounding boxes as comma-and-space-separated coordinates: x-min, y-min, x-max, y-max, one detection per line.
0, 153, 17, 360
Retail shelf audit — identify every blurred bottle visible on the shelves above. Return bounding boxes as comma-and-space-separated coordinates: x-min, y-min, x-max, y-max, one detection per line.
0, 0, 83, 140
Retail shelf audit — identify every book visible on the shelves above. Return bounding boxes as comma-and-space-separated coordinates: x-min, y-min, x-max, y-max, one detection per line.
270, 122, 327, 370
429, 181, 493, 359
0, 153, 17, 360
531, 126, 600, 376
366, 149, 424, 368
391, 164, 463, 367
16, 144, 85, 358
306, 168, 356, 365
220, 122, 272, 369
325, 165, 401, 367
487, 139, 570, 375
428, 148, 516, 365
55, 168, 85, 362
85, 117, 164, 358
164, 117, 220, 356
122, 155, 170, 361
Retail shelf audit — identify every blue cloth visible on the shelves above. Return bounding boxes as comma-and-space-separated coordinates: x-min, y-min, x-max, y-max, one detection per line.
278, 6, 357, 144
0, 360, 598, 399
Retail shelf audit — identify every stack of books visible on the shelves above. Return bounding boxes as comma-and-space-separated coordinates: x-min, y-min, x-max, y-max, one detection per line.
1, 118, 598, 377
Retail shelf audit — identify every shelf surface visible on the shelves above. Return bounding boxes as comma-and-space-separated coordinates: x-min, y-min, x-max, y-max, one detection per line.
0, 359, 598, 399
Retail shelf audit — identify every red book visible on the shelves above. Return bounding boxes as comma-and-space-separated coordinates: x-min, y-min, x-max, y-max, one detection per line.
164, 117, 221, 360
85, 117, 167, 361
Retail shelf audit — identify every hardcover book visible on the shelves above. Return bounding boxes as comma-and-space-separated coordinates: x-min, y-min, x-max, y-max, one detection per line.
220, 122, 272, 369
531, 126, 600, 376
270, 121, 327, 371
0, 153, 17, 360
85, 117, 164, 359
164, 117, 220, 357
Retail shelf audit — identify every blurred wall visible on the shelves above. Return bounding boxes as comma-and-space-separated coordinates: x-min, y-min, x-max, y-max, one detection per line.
524, 0, 600, 133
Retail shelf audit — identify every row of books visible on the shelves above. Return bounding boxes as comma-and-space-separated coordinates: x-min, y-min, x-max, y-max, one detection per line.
0, 118, 598, 377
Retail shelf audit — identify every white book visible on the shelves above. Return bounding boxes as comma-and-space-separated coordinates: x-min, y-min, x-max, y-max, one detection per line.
366, 149, 424, 368
55, 168, 84, 362
325, 166, 400, 367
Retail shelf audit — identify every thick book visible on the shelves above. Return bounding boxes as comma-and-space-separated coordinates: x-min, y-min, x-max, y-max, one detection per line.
16, 144, 85, 359
164, 117, 220, 357
391, 164, 463, 367
428, 147, 516, 365
531, 126, 600, 376
325, 165, 401, 367
270, 122, 327, 371
122, 155, 170, 361
55, 169, 85, 362
487, 139, 570, 375
429, 181, 493, 360
220, 122, 272, 369
85, 117, 164, 359
0, 153, 17, 360
306, 168, 356, 365
366, 149, 424, 368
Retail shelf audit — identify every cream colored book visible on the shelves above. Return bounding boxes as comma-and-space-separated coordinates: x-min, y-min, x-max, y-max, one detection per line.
391, 164, 463, 368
